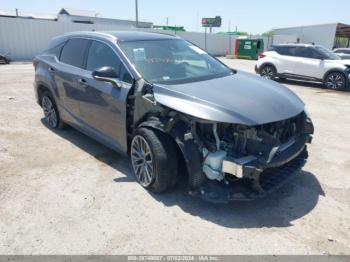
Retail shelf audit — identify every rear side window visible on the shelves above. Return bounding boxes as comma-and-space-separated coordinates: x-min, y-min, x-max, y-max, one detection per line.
275, 46, 294, 56
60, 38, 90, 68
86, 41, 121, 71
293, 47, 312, 58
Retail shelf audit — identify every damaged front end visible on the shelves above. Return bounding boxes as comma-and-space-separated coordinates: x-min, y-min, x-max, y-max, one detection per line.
130, 77, 314, 203
187, 112, 314, 203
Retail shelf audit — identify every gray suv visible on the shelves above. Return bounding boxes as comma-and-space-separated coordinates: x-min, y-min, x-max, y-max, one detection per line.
34, 31, 314, 203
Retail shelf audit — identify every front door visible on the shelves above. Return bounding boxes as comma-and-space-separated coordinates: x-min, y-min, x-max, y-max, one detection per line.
78, 40, 133, 152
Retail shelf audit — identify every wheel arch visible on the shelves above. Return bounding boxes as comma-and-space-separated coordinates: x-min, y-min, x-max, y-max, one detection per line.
134, 117, 198, 185
259, 62, 278, 74
322, 68, 348, 83
36, 83, 53, 107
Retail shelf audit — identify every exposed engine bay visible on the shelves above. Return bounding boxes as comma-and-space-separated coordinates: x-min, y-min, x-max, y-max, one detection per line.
198, 112, 312, 180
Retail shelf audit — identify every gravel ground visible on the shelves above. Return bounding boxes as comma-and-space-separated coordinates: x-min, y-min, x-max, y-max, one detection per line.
0, 60, 349, 255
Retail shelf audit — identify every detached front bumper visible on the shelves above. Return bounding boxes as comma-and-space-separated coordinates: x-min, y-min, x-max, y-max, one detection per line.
189, 147, 308, 203
189, 130, 312, 203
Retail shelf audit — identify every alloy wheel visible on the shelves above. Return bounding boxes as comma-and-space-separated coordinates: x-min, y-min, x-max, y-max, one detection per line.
325, 73, 345, 90
42, 96, 58, 128
261, 66, 275, 79
131, 135, 155, 187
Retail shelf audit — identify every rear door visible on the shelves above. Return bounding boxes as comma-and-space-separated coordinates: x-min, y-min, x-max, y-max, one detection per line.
274, 46, 298, 74
54, 38, 90, 122
78, 40, 134, 152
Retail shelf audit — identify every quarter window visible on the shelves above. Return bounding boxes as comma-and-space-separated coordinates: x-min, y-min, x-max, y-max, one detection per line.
60, 38, 89, 68
86, 41, 121, 71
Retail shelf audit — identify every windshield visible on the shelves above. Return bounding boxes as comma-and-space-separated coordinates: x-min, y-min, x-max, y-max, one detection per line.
119, 39, 232, 84
315, 46, 340, 60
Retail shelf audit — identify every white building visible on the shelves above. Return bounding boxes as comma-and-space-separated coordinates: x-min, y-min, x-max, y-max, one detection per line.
0, 8, 233, 60
57, 8, 153, 28
272, 23, 350, 50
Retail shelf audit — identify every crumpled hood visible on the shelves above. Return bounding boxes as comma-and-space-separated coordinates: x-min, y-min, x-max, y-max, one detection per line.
153, 71, 305, 125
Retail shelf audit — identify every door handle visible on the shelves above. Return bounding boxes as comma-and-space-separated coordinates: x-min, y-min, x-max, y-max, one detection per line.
78, 78, 88, 86
48, 67, 55, 73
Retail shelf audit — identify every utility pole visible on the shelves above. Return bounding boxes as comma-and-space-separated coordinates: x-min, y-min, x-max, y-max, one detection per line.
204, 27, 207, 51
135, 0, 139, 28
166, 17, 169, 26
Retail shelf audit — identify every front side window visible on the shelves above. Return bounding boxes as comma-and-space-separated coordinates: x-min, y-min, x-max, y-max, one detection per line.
86, 41, 121, 71
119, 39, 232, 84
60, 38, 89, 68
293, 47, 314, 58
315, 46, 340, 60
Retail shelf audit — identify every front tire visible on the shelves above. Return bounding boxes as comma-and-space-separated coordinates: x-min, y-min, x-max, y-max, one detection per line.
130, 128, 178, 192
260, 65, 277, 80
324, 72, 347, 90
41, 91, 65, 129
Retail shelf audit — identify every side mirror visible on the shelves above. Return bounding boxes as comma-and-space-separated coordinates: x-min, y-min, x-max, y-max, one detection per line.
92, 66, 120, 87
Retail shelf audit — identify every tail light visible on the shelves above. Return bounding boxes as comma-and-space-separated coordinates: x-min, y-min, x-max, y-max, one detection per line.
259, 52, 266, 59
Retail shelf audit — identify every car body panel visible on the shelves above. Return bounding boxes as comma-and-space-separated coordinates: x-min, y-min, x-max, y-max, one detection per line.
153, 71, 304, 125
34, 34, 134, 153
78, 68, 130, 152
264, 51, 298, 74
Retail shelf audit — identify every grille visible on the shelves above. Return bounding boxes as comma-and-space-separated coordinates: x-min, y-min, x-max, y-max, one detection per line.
258, 149, 308, 192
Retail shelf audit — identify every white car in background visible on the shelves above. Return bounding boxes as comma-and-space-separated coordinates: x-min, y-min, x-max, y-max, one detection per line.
333, 48, 350, 60
255, 44, 350, 90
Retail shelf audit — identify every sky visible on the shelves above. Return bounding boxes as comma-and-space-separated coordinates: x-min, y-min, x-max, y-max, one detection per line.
1, 0, 350, 34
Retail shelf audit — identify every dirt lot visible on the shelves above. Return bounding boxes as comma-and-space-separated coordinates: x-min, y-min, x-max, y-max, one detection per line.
0, 59, 350, 255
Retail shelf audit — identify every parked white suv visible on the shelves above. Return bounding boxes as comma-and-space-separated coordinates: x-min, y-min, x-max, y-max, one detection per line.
255, 44, 350, 90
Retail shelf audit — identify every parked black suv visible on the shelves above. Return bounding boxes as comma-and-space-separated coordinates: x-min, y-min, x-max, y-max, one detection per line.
34, 31, 314, 203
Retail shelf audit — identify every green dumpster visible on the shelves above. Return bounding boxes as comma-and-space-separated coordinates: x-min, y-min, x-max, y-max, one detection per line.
235, 39, 264, 60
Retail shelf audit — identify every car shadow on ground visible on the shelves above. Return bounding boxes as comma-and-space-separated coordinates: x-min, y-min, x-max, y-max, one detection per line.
44, 120, 324, 229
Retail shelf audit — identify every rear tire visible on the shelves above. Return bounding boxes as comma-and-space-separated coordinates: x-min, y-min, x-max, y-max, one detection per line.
41, 91, 65, 129
130, 128, 178, 192
324, 72, 347, 90
260, 64, 277, 80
